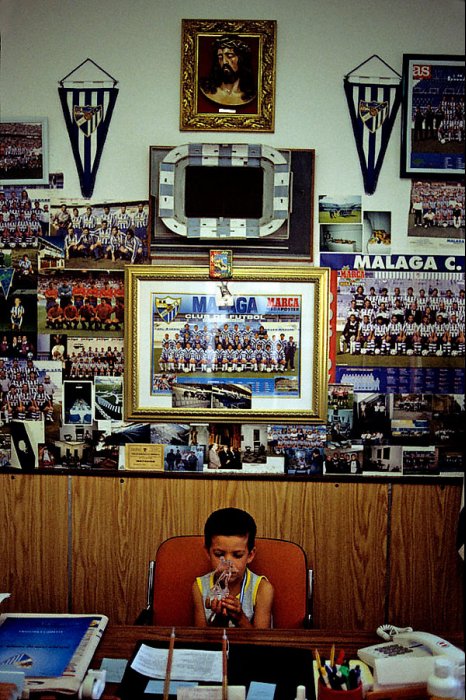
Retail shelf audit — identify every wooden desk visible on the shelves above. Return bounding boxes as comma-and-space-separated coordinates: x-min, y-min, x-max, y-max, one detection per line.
92, 625, 382, 664
29, 626, 465, 700
91, 626, 379, 699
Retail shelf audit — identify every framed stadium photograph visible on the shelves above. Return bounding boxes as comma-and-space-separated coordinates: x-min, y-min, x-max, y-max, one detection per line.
400, 54, 465, 178
149, 144, 315, 264
0, 117, 49, 185
125, 265, 329, 423
180, 19, 276, 132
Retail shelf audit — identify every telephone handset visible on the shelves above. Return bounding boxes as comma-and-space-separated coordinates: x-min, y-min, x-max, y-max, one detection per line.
358, 630, 465, 668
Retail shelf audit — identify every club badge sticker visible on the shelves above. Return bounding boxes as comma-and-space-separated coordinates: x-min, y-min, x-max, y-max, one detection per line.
58, 59, 119, 198
344, 55, 402, 195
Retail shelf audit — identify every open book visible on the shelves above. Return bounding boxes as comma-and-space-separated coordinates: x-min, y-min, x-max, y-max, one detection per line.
0, 612, 108, 695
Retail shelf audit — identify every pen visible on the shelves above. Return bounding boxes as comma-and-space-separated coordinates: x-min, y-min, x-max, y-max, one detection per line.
222, 629, 228, 700
335, 670, 348, 691
348, 666, 361, 690
163, 627, 175, 700
329, 643, 335, 669
335, 649, 345, 669
339, 660, 350, 687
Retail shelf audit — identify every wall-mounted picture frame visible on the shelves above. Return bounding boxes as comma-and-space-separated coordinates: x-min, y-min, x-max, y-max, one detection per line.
125, 265, 329, 424
180, 19, 276, 132
149, 145, 315, 264
400, 54, 465, 178
0, 117, 49, 185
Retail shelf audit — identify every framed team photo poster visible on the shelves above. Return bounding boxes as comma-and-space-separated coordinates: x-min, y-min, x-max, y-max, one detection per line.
125, 265, 329, 423
400, 54, 465, 178
180, 19, 276, 132
0, 118, 49, 185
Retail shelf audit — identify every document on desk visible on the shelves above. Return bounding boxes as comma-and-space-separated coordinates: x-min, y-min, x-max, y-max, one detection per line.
131, 644, 223, 682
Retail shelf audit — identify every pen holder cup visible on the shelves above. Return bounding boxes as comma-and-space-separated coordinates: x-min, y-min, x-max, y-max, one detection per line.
318, 681, 362, 700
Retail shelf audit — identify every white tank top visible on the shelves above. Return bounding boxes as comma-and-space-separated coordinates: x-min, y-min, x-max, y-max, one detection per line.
196, 568, 266, 626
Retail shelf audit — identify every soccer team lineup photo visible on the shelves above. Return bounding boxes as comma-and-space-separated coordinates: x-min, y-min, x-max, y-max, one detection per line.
337, 274, 465, 364
150, 288, 302, 406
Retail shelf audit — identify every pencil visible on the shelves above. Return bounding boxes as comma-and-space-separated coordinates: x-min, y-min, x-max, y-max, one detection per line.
163, 627, 176, 700
222, 628, 228, 700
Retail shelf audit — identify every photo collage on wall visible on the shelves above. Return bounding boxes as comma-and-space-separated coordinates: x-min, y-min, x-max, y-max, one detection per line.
1, 49, 464, 477
320, 252, 464, 477
0, 178, 464, 476
0, 184, 149, 469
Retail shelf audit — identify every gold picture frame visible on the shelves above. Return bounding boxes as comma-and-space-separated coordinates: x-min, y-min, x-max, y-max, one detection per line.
180, 19, 277, 132
125, 265, 329, 424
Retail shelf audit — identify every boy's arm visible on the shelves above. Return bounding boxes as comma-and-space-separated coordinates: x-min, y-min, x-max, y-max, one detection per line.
252, 578, 274, 629
192, 580, 208, 627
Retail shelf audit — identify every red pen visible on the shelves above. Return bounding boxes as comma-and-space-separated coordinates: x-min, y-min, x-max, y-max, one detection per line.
335, 649, 345, 669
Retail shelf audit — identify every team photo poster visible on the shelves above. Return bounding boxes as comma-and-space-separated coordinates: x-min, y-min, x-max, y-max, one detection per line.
124, 266, 329, 424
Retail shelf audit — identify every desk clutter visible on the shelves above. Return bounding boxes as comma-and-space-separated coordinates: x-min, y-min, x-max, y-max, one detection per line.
118, 630, 315, 699
1, 618, 464, 700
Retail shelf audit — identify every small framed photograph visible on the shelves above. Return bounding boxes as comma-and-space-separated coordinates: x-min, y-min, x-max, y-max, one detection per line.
400, 54, 465, 178
209, 250, 232, 279
124, 265, 329, 423
180, 19, 276, 132
0, 118, 49, 185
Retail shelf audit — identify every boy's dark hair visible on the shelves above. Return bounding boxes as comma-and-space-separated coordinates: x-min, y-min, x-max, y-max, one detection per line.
204, 507, 257, 551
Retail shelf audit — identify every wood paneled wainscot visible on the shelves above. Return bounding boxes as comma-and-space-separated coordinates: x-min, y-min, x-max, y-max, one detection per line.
1, 473, 463, 633
0, 473, 69, 613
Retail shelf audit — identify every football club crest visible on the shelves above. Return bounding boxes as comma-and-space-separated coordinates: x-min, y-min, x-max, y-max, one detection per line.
155, 296, 181, 323
58, 59, 118, 198
73, 105, 103, 136
344, 55, 402, 194
359, 100, 388, 133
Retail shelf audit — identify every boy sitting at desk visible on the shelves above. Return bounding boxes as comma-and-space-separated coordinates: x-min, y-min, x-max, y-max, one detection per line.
192, 507, 274, 628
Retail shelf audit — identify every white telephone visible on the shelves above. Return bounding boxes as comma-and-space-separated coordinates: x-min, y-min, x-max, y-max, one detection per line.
358, 630, 465, 668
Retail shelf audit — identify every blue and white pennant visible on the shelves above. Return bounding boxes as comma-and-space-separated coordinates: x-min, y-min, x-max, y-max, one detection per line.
58, 59, 118, 198
344, 55, 402, 195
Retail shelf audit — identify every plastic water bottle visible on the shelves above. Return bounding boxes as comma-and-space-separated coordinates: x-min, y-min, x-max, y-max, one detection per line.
427, 657, 459, 700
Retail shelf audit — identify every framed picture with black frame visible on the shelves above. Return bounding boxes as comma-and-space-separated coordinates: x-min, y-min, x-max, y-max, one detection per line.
400, 54, 465, 178
148, 144, 315, 265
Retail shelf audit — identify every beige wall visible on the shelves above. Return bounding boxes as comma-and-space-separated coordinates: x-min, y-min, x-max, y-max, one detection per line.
1, 0, 464, 257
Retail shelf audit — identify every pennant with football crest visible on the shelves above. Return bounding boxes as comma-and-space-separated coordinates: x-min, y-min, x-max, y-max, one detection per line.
58, 59, 118, 198
344, 55, 402, 195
